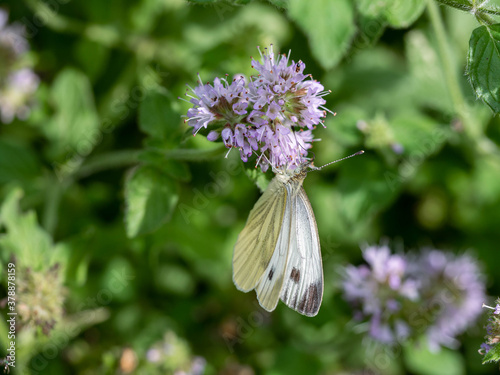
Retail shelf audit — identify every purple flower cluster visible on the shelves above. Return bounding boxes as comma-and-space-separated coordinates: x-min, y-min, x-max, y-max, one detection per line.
0, 9, 39, 123
144, 331, 206, 375
479, 300, 500, 359
183, 46, 332, 171
342, 244, 486, 351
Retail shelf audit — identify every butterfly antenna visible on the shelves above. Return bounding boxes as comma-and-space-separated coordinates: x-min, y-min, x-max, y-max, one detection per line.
311, 150, 364, 171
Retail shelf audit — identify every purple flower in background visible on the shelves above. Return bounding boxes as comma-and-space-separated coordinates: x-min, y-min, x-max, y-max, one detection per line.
341, 244, 486, 351
182, 45, 333, 171
412, 250, 485, 351
342, 244, 419, 344
0, 68, 39, 123
0, 9, 39, 123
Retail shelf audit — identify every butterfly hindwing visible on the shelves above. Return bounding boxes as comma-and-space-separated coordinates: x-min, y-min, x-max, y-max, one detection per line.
232, 178, 287, 293
254, 185, 293, 311
280, 186, 323, 317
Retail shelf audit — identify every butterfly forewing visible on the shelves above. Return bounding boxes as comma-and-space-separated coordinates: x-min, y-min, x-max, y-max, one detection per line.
232, 178, 288, 293
279, 186, 323, 317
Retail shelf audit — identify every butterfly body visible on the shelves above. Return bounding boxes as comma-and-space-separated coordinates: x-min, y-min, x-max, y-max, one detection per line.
232, 161, 324, 317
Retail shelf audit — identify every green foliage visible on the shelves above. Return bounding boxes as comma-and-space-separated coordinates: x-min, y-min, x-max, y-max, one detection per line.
139, 88, 180, 142
1, 0, 500, 374
468, 24, 500, 114
404, 344, 465, 375
0, 189, 66, 272
45, 69, 100, 155
356, 0, 426, 28
483, 343, 500, 364
124, 165, 179, 237
288, 0, 356, 69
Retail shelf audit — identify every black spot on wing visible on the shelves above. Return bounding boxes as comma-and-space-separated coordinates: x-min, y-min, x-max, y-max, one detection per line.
290, 267, 300, 283
298, 283, 321, 316
268, 267, 275, 281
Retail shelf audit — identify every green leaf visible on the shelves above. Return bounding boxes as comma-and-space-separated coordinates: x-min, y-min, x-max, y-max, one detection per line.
0, 188, 66, 272
267, 0, 287, 8
244, 164, 273, 193
405, 30, 453, 113
46, 68, 100, 154
355, 0, 386, 18
404, 343, 465, 375
355, 0, 425, 29
391, 113, 449, 155
288, 0, 356, 70
0, 140, 40, 186
138, 88, 180, 141
124, 165, 179, 237
74, 39, 109, 82
483, 343, 500, 364
384, 0, 426, 28
467, 24, 500, 114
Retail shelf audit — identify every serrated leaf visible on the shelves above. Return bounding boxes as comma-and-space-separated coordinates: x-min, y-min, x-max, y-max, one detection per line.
468, 24, 500, 114
138, 88, 180, 141
483, 343, 500, 364
46, 68, 100, 153
124, 165, 179, 237
384, 0, 426, 28
288, 0, 356, 70
404, 343, 464, 375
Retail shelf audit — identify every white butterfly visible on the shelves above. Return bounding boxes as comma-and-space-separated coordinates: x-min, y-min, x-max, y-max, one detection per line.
232, 151, 363, 317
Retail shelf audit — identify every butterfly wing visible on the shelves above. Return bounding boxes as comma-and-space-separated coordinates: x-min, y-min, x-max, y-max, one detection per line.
253, 187, 293, 311
232, 177, 287, 295
280, 186, 323, 317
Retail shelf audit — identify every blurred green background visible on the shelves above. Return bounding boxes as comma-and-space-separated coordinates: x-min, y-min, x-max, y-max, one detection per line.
1, 0, 500, 374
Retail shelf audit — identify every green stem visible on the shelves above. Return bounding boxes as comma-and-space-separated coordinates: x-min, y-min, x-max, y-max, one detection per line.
162, 146, 228, 162
475, 11, 497, 26
434, 0, 473, 13
427, 1, 480, 137
72, 150, 142, 180
70, 146, 227, 181
429, 0, 499, 155
435, 0, 500, 17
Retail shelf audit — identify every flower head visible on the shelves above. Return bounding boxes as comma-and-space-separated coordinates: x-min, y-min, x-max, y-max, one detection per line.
411, 250, 485, 351
183, 45, 333, 171
0, 9, 39, 123
342, 244, 419, 344
341, 244, 486, 351
17, 263, 66, 335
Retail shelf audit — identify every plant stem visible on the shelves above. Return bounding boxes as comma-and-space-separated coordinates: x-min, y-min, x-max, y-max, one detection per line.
428, 0, 499, 155
434, 0, 473, 13
72, 150, 142, 180
427, 1, 480, 137
435, 0, 500, 17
